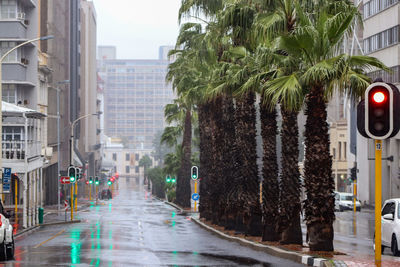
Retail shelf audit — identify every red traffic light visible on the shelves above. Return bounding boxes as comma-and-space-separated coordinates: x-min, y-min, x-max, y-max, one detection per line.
86, 180, 89, 185
372, 91, 386, 103
110, 177, 115, 182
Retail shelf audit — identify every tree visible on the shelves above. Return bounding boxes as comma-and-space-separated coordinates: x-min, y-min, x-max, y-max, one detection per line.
270, 3, 387, 251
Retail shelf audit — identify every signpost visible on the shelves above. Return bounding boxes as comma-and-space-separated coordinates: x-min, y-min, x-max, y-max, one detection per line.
191, 166, 199, 212
64, 200, 68, 221
3, 168, 11, 194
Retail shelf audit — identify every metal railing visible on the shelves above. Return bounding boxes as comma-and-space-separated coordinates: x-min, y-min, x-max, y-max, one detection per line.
2, 140, 41, 160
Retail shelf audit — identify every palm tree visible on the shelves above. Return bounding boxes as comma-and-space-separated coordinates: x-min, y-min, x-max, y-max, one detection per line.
271, 4, 387, 251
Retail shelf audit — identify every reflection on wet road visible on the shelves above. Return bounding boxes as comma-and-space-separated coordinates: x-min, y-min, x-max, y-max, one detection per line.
9, 178, 302, 266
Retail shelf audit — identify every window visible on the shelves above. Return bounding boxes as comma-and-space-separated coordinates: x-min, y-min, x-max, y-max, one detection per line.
125, 166, 130, 173
0, 0, 17, 19
135, 166, 139, 173
2, 84, 15, 104
125, 153, 130, 161
135, 153, 139, 161
344, 142, 347, 160
0, 41, 20, 62
382, 202, 395, 216
112, 153, 117, 161
363, 0, 399, 19
364, 25, 400, 54
333, 148, 336, 159
338, 142, 342, 160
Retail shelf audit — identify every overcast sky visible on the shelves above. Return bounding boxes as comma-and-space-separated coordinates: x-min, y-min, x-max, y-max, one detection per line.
92, 0, 182, 60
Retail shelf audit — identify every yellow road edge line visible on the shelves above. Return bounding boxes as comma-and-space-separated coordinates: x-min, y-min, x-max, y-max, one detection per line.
34, 229, 66, 249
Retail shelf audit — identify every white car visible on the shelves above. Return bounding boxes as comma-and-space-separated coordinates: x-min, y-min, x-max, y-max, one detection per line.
0, 213, 14, 261
374, 198, 400, 256
334, 192, 361, 212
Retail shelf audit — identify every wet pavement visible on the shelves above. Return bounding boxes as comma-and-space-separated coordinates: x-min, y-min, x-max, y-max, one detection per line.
6, 178, 303, 266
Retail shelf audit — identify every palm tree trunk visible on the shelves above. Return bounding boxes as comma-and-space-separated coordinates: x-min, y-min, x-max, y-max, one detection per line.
235, 92, 262, 236
198, 102, 212, 220
220, 95, 239, 227
260, 102, 280, 242
279, 107, 302, 245
304, 85, 335, 251
176, 109, 192, 208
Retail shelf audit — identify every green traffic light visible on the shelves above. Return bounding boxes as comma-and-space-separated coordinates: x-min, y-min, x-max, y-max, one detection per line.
70, 176, 76, 183
166, 178, 171, 183
95, 181, 99, 185
89, 180, 93, 184
171, 177, 176, 183
107, 180, 112, 186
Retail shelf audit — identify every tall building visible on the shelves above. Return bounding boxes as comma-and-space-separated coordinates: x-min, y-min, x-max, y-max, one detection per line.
78, 0, 100, 179
356, 0, 400, 205
101, 48, 174, 150
40, 0, 71, 206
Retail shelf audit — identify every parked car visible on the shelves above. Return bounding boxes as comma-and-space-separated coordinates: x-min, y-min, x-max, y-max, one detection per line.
0, 201, 14, 261
334, 192, 361, 212
374, 198, 400, 256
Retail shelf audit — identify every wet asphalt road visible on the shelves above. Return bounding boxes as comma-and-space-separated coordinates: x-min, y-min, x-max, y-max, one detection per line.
7, 178, 303, 267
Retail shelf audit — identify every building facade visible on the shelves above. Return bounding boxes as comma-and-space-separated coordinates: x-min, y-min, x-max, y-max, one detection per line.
356, 0, 400, 205
101, 51, 174, 151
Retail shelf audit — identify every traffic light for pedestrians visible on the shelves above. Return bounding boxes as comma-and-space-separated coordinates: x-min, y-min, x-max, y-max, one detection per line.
358, 82, 400, 139
68, 166, 76, 183
89, 176, 93, 184
191, 166, 198, 180
95, 176, 99, 186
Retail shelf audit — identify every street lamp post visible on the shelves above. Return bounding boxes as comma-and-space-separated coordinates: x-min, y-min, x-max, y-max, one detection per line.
70, 112, 101, 212
0, 35, 54, 200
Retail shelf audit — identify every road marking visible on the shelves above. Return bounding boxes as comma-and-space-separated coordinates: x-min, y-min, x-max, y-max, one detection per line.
34, 229, 66, 248
14, 250, 27, 257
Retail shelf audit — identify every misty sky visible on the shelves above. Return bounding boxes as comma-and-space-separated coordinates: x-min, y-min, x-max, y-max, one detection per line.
92, 0, 182, 60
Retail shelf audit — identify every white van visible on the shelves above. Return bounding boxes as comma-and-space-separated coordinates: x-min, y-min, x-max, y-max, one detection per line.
334, 192, 361, 212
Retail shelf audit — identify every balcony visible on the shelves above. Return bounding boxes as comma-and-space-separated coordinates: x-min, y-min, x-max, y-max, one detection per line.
2, 140, 41, 160
0, 21, 27, 39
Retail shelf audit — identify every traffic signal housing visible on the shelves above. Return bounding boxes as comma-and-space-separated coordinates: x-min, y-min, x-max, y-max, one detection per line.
89, 176, 93, 184
362, 82, 400, 139
191, 166, 198, 180
95, 176, 99, 186
107, 179, 112, 186
166, 175, 171, 183
68, 166, 76, 183
350, 166, 357, 182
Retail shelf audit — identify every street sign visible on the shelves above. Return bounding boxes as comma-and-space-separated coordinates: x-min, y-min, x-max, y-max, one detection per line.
3, 168, 11, 193
60, 176, 71, 184
191, 193, 200, 201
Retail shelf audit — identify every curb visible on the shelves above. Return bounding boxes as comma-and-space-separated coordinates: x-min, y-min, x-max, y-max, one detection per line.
15, 219, 82, 238
39, 220, 81, 227
14, 225, 40, 238
158, 198, 338, 267
191, 217, 332, 267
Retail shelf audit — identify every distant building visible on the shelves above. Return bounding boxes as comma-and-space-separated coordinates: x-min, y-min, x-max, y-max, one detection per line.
99, 47, 174, 150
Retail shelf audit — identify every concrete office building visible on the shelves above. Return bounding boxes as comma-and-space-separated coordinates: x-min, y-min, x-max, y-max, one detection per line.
355, 0, 400, 205
101, 48, 174, 150
78, 1, 101, 179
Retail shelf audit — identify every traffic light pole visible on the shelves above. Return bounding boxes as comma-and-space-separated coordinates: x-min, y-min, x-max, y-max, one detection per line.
375, 139, 382, 266
74, 183, 77, 212
70, 184, 73, 221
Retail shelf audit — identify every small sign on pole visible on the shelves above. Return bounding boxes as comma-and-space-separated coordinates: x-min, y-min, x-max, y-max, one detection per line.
3, 168, 11, 193
60, 177, 71, 184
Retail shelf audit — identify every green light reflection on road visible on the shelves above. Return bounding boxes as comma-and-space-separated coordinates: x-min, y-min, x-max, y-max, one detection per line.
70, 227, 82, 265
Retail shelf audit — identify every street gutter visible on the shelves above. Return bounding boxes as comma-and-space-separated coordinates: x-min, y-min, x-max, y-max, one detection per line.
156, 196, 341, 267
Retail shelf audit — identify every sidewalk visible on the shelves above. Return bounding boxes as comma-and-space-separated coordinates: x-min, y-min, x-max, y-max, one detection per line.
8, 199, 90, 237
159, 197, 400, 267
